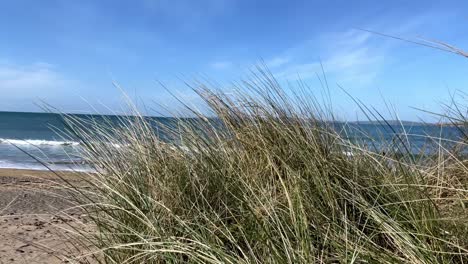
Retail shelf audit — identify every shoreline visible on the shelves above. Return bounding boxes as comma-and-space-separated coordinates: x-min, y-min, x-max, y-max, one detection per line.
0, 167, 88, 178
0, 163, 95, 173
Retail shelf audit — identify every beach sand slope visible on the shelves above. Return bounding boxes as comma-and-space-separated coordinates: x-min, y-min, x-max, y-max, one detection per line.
0, 169, 93, 263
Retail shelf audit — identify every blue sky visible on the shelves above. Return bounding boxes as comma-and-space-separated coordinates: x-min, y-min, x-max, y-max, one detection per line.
0, 0, 467, 121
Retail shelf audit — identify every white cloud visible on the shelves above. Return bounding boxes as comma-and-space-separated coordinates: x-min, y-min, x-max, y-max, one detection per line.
0, 61, 75, 98
324, 47, 384, 84
271, 29, 386, 85
268, 11, 441, 86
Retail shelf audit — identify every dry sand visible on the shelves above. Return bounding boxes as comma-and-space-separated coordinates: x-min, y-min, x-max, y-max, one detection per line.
0, 169, 94, 263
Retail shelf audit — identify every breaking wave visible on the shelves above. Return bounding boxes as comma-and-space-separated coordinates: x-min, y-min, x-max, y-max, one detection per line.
0, 138, 80, 146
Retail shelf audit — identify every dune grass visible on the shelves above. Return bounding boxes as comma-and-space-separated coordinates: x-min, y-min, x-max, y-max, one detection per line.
61, 69, 467, 263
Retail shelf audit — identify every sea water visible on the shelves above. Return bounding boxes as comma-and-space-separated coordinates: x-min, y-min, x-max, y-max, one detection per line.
0, 111, 464, 171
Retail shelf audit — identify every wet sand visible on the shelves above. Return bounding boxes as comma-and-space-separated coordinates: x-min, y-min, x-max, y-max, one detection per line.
0, 169, 93, 263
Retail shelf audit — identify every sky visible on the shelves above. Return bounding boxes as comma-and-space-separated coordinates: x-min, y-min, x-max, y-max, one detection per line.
0, 0, 467, 121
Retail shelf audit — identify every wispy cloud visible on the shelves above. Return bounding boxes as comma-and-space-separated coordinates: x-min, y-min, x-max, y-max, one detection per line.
272, 29, 385, 85
0, 61, 75, 98
269, 13, 439, 86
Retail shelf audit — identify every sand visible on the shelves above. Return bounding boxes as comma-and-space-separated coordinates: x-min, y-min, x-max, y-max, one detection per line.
0, 169, 94, 263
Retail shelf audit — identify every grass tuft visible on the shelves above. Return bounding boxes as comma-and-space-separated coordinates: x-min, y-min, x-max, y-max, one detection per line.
63, 70, 467, 263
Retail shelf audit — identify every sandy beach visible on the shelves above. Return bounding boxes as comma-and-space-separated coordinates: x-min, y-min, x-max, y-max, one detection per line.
0, 169, 93, 263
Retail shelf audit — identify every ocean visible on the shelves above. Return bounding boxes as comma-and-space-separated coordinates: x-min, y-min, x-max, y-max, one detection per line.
0, 112, 85, 171
0, 111, 464, 172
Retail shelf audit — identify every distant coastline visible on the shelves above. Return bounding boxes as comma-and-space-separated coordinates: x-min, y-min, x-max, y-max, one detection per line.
349, 120, 465, 127
0, 111, 461, 126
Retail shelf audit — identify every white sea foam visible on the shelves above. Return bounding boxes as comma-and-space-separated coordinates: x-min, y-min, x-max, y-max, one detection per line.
0, 138, 130, 149
0, 138, 80, 146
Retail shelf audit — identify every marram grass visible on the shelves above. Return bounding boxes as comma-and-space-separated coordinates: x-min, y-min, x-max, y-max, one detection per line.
63, 71, 467, 263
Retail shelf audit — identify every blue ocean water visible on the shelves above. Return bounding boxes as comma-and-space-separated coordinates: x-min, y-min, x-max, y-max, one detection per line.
338, 122, 465, 155
0, 111, 464, 171
0, 112, 85, 171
